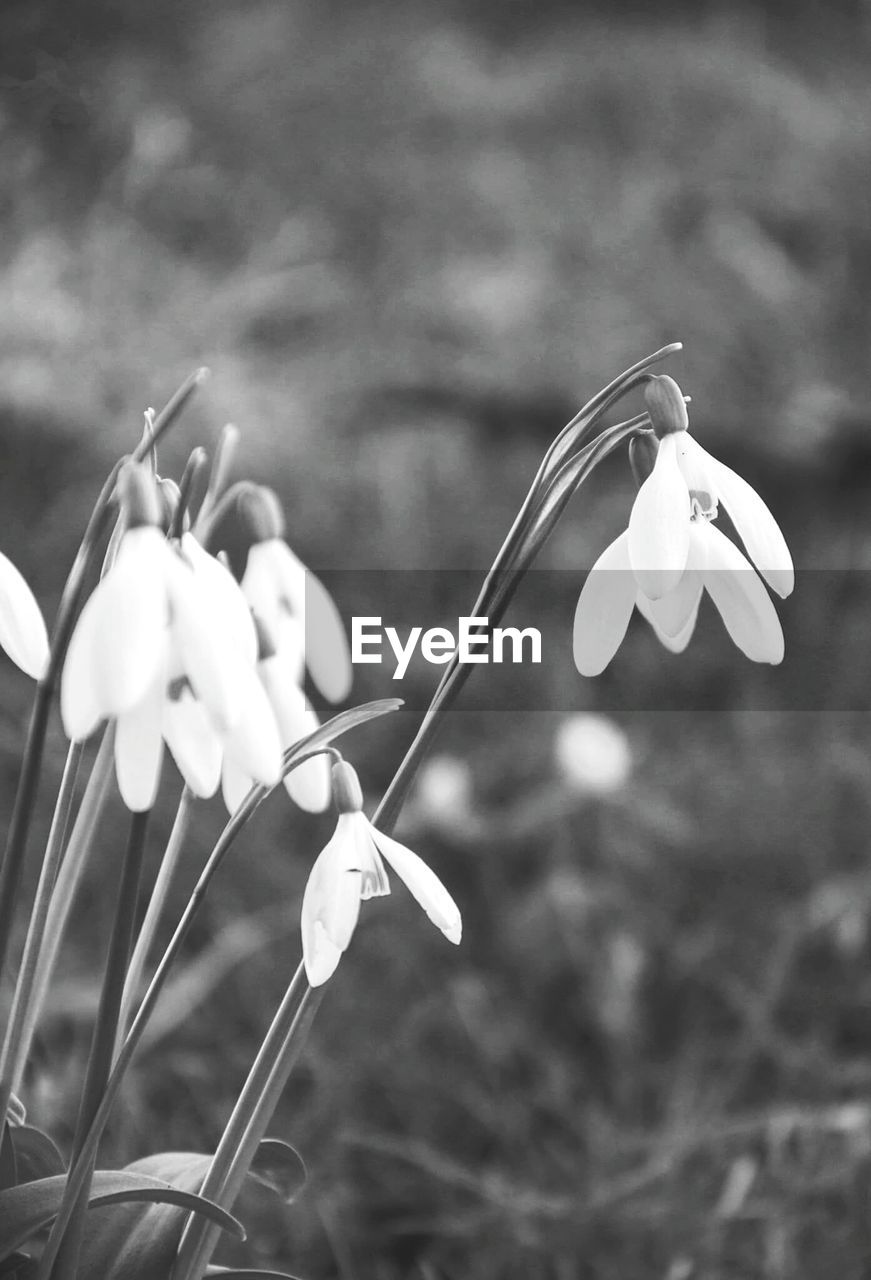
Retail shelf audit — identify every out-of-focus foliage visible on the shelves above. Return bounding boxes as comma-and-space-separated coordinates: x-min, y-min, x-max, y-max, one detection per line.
3, 2, 871, 1276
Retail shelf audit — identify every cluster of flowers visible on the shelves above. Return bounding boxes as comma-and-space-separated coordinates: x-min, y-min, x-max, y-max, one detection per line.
0, 377, 792, 988
0, 459, 461, 989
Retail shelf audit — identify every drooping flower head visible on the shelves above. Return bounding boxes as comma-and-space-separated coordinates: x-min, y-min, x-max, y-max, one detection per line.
238, 486, 352, 705
574, 376, 794, 676
60, 464, 282, 810
301, 760, 462, 986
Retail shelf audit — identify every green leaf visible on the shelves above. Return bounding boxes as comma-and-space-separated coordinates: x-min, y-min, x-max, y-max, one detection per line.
77, 1153, 238, 1280
8, 1125, 65, 1182
0, 1168, 244, 1260
205, 1270, 304, 1279
248, 1139, 306, 1205
0, 1125, 17, 1192
0, 1251, 29, 1277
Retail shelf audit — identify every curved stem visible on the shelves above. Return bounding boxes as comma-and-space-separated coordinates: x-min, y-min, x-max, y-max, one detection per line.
12, 728, 115, 1095
44, 810, 151, 1280
43, 707, 399, 1262
0, 741, 83, 1128
116, 789, 195, 1055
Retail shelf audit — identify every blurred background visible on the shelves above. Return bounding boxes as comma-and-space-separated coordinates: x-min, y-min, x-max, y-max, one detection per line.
3, 0, 871, 1275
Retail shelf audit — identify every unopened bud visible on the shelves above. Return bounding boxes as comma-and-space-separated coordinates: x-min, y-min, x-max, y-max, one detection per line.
332, 760, 363, 814
628, 433, 659, 489
237, 485, 286, 544
118, 462, 163, 528
644, 375, 688, 439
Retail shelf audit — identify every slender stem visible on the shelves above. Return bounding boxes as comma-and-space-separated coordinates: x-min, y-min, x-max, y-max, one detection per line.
42, 810, 151, 1280
171, 969, 310, 1280
43, 710, 398, 1262
0, 368, 207, 1004
12, 727, 116, 1094
116, 789, 194, 1055
0, 741, 83, 1127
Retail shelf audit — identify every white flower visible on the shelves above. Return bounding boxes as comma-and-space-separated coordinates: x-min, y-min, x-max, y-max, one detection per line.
301, 763, 461, 986
574, 503, 785, 676
61, 485, 280, 809
574, 377, 793, 676
627, 405, 793, 602
554, 714, 632, 795
0, 551, 49, 679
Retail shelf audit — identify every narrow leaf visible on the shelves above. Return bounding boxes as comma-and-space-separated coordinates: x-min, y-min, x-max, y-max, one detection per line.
8, 1125, 65, 1183
206, 1270, 305, 1279
0, 1169, 244, 1259
0, 1124, 16, 1192
248, 1139, 306, 1204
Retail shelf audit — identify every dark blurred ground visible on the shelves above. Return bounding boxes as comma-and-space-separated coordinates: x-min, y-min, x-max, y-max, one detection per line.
3, 2, 871, 1276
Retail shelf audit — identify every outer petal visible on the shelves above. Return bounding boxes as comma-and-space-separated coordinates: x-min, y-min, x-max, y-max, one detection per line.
370, 826, 462, 944
180, 533, 258, 663
642, 521, 708, 638
573, 531, 637, 677
701, 447, 794, 598
60, 587, 104, 741
166, 551, 246, 733
221, 664, 283, 788
636, 591, 700, 654
163, 687, 223, 798
700, 523, 785, 664
221, 756, 253, 814
83, 527, 169, 717
0, 553, 49, 679
258, 655, 330, 813
300, 814, 365, 986
114, 665, 166, 811
628, 433, 691, 600
274, 542, 352, 704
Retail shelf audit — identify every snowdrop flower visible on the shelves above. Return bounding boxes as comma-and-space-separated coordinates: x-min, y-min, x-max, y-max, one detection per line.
554, 714, 632, 795
301, 761, 461, 986
239, 486, 352, 704
574, 377, 793, 676
627, 376, 793, 601
0, 552, 49, 679
61, 465, 280, 810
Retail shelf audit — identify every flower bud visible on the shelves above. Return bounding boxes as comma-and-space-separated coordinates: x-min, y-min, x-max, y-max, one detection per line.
237, 485, 286, 544
118, 462, 163, 529
644, 375, 688, 439
628, 433, 659, 490
331, 760, 363, 814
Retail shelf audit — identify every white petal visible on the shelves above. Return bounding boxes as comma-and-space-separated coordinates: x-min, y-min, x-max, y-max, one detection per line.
221, 756, 253, 814
700, 523, 785, 664
628, 433, 691, 599
0, 553, 49, 679
240, 541, 281, 634
573, 531, 637, 677
300, 815, 364, 985
702, 448, 794, 598
304, 923, 344, 988
180, 534, 258, 662
163, 687, 223, 798
82, 527, 169, 717
60, 589, 104, 741
274, 542, 352, 704
222, 664, 283, 787
635, 591, 700, 654
114, 669, 166, 811
641, 522, 708, 638
165, 551, 246, 733
370, 826, 462, 944
259, 655, 330, 812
